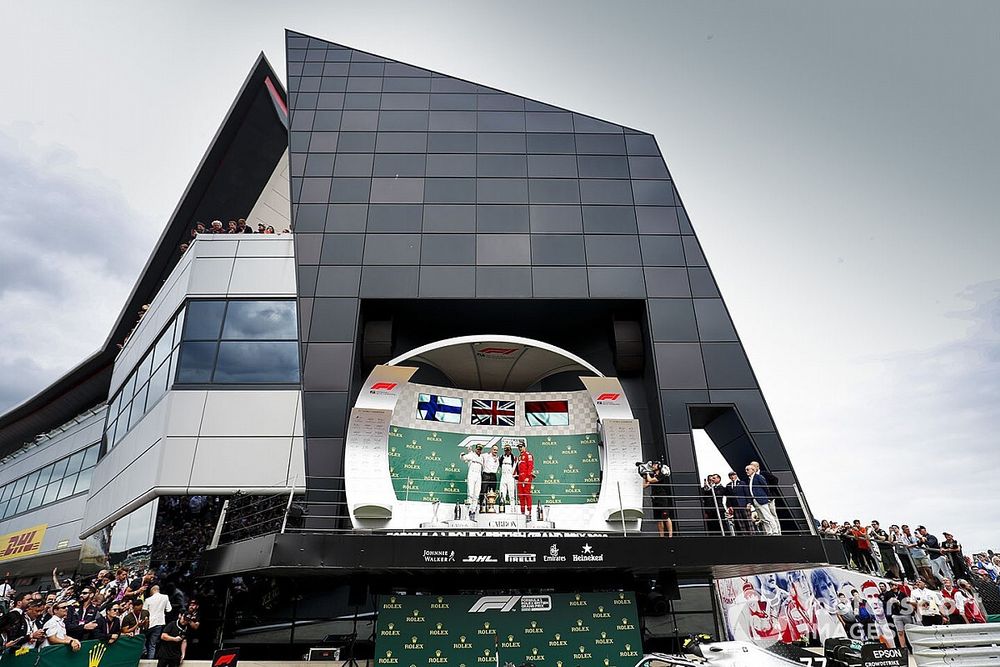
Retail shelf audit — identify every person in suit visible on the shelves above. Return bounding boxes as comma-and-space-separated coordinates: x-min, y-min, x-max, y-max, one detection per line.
724, 472, 753, 535
746, 463, 781, 535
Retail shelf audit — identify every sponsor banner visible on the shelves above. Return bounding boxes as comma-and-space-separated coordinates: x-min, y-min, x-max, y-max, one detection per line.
376, 592, 641, 667
355, 365, 418, 410
716, 567, 894, 646
211, 648, 240, 667
579, 377, 633, 421
861, 645, 907, 667
413, 540, 612, 569
388, 426, 601, 505
0, 524, 46, 561
0, 636, 144, 667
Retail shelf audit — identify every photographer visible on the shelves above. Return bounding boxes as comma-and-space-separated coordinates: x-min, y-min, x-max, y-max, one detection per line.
640, 461, 673, 538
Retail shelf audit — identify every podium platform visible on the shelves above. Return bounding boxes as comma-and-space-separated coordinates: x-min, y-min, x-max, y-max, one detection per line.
420, 510, 555, 530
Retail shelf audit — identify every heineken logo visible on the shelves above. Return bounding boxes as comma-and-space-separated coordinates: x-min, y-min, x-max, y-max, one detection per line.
572, 543, 604, 562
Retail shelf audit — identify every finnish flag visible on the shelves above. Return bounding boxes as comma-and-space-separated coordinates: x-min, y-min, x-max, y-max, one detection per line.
417, 393, 463, 423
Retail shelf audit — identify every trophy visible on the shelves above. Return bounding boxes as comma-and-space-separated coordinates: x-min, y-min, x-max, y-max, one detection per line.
431, 499, 441, 523
485, 489, 497, 513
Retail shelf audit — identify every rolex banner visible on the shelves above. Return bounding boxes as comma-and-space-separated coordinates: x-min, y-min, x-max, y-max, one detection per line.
388, 427, 601, 505
0, 637, 144, 667
376, 592, 642, 667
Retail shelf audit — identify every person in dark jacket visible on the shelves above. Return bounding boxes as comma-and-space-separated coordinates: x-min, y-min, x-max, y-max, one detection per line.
93, 603, 122, 644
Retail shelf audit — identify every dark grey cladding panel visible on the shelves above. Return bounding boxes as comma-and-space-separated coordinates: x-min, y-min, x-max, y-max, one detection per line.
286, 30, 805, 513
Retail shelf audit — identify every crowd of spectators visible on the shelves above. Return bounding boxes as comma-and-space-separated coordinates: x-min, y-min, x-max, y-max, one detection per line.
818, 519, 1000, 636
178, 218, 290, 254
0, 566, 201, 661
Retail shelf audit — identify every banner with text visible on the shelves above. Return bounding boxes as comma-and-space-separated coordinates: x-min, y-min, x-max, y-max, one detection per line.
388, 427, 601, 505
0, 524, 47, 561
0, 637, 144, 667
376, 592, 641, 667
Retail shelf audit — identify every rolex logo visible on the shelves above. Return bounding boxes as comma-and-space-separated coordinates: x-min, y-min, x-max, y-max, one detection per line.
88, 643, 107, 667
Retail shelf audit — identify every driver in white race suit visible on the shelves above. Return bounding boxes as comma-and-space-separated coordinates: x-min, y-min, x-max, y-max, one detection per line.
498, 442, 518, 507
461, 444, 484, 507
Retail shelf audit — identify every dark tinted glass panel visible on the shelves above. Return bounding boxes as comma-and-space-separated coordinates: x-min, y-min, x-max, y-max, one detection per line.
176, 342, 218, 383
375, 132, 428, 153
222, 301, 298, 340
576, 134, 626, 155
183, 301, 225, 340
427, 132, 477, 152
214, 342, 301, 383
478, 133, 526, 153
426, 154, 476, 177
526, 133, 575, 154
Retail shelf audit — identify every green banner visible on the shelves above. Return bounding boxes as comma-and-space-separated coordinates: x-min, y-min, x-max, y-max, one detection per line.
376, 592, 642, 667
1, 637, 144, 667
388, 427, 602, 505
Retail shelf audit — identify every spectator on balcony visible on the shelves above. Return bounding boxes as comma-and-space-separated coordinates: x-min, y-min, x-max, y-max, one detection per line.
957, 579, 988, 623
971, 569, 1000, 615
92, 603, 121, 644
194, 222, 207, 235
869, 521, 900, 579
941, 532, 972, 581
901, 525, 935, 584
725, 472, 752, 535
237, 218, 252, 234
745, 463, 780, 535
890, 525, 917, 581
848, 520, 876, 574
910, 579, 944, 626
226, 220, 238, 234
264, 225, 276, 234
701, 474, 726, 535
917, 526, 953, 585
257, 223, 266, 233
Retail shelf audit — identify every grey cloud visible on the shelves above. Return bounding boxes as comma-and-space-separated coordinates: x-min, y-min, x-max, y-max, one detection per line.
0, 129, 154, 414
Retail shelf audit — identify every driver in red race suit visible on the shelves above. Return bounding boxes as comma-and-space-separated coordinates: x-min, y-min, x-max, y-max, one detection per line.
514, 441, 535, 515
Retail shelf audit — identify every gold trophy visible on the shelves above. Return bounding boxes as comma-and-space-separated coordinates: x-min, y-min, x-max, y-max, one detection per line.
485, 489, 498, 513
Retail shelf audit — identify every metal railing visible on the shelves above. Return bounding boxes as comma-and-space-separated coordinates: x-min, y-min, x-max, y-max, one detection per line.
212, 477, 818, 545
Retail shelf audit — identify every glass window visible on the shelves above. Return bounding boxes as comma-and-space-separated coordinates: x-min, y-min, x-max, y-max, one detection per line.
50, 457, 69, 481
183, 301, 226, 340
82, 445, 99, 469
36, 464, 55, 487
222, 302, 298, 340
66, 450, 87, 475
57, 474, 78, 500
214, 342, 300, 384
152, 325, 175, 367
128, 384, 148, 430
74, 468, 94, 495
176, 342, 217, 383
15, 494, 30, 515
0, 484, 12, 502
28, 487, 44, 510
23, 471, 40, 492
146, 362, 169, 411
43, 483, 60, 505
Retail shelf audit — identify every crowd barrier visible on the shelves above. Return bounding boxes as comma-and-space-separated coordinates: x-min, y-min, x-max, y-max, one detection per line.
906, 622, 1000, 667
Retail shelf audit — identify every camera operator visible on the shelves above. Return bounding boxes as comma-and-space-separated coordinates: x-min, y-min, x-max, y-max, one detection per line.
640, 461, 673, 538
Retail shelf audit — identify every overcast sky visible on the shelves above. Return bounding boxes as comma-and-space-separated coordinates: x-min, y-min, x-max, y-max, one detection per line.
0, 2, 997, 550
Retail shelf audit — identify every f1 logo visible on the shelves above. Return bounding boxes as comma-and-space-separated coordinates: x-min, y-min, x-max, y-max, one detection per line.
478, 347, 518, 355
212, 649, 240, 667
596, 393, 620, 401
370, 382, 398, 391
468, 595, 521, 613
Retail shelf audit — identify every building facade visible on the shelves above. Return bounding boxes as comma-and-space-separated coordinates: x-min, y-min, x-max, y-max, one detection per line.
0, 31, 842, 660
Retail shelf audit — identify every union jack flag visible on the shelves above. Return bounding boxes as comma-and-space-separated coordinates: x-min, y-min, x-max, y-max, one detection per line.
471, 399, 515, 427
